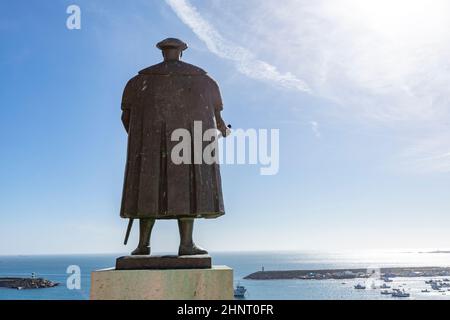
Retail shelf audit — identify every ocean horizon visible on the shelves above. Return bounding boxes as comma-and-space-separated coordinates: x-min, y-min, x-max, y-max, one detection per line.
1, 250, 450, 300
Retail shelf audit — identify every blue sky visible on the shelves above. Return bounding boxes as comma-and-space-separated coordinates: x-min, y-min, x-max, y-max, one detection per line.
1, 0, 450, 254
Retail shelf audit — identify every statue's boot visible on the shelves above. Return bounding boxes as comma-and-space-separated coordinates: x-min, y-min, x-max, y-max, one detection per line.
131, 246, 150, 255
178, 219, 208, 256
131, 218, 155, 255
179, 243, 208, 256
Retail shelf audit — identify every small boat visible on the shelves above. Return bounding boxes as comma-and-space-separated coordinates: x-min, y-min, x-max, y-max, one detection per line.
234, 285, 247, 298
431, 283, 441, 290
383, 277, 393, 283
354, 284, 366, 290
393, 292, 410, 297
380, 283, 391, 289
392, 289, 410, 298
421, 289, 430, 293
380, 290, 391, 295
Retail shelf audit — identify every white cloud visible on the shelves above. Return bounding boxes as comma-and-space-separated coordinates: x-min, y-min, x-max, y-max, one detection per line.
166, 0, 450, 174
398, 131, 450, 174
165, 0, 310, 92
310, 121, 321, 138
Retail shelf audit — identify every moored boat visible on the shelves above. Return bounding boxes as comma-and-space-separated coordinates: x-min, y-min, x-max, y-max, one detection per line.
392, 289, 410, 298
234, 284, 247, 298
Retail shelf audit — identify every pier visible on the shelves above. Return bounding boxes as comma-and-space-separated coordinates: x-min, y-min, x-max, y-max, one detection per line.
244, 266, 450, 280
0, 277, 58, 289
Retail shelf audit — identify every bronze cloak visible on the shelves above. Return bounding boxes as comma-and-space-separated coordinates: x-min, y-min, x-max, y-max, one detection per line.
120, 61, 225, 220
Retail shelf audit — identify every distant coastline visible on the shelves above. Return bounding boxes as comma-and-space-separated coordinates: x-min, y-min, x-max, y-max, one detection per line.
419, 250, 450, 254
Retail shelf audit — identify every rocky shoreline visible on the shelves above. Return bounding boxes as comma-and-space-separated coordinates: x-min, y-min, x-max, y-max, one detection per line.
244, 266, 450, 280
0, 277, 59, 290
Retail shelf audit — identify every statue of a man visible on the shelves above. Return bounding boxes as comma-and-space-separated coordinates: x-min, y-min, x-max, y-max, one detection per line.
120, 38, 228, 256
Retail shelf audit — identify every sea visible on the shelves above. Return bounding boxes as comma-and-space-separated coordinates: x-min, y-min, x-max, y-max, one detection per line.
1, 250, 450, 300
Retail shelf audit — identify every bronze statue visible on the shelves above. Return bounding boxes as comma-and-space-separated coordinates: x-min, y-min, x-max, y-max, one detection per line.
120, 38, 228, 256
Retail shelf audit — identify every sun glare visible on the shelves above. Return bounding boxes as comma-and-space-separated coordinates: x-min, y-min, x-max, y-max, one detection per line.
341, 0, 450, 41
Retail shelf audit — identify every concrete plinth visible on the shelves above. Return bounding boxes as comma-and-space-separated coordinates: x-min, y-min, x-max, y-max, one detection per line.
116, 254, 212, 270
90, 265, 233, 300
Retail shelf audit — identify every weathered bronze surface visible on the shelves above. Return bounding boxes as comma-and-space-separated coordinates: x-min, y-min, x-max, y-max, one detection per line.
120, 38, 228, 256
116, 255, 212, 270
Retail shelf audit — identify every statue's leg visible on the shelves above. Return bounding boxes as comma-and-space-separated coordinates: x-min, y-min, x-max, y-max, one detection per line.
131, 218, 155, 255
178, 218, 208, 256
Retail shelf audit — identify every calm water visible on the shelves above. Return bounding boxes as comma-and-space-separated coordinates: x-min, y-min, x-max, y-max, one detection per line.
1, 251, 450, 300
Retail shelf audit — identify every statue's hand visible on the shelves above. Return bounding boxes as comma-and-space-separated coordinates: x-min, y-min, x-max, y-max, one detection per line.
217, 120, 230, 137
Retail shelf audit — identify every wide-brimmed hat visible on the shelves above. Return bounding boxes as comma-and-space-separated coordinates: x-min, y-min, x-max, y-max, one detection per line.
156, 38, 188, 51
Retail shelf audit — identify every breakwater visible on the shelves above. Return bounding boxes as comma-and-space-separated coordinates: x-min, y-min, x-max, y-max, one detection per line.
0, 277, 58, 289
245, 266, 450, 280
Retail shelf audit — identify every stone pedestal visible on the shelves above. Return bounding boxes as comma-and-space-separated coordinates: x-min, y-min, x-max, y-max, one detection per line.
90, 265, 233, 300
116, 254, 212, 270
